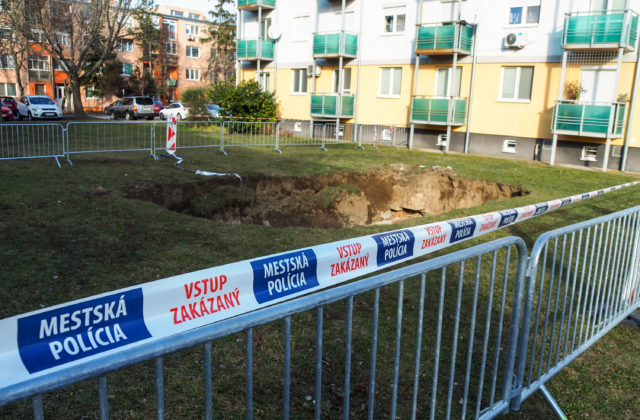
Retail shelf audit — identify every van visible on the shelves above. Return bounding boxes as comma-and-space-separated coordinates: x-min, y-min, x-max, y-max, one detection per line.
109, 96, 155, 120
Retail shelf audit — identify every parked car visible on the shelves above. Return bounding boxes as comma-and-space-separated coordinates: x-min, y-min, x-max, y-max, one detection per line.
205, 104, 222, 117
16, 95, 62, 120
153, 99, 165, 116
104, 100, 120, 114
1, 102, 14, 121
0, 96, 18, 115
159, 102, 190, 120
109, 96, 155, 120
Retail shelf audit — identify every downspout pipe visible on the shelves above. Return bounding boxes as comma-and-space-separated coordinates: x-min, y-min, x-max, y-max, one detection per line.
464, 21, 478, 154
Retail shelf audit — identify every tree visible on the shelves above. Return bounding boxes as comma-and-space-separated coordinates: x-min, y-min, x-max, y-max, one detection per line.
209, 80, 276, 120
15, 0, 154, 117
0, 2, 34, 96
204, 0, 236, 83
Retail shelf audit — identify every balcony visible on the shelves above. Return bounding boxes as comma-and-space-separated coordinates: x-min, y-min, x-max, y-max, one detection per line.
166, 78, 177, 88
310, 94, 354, 119
28, 70, 51, 82
562, 10, 639, 51
237, 38, 274, 61
237, 0, 275, 10
416, 21, 474, 55
410, 96, 467, 126
313, 31, 358, 58
552, 100, 626, 138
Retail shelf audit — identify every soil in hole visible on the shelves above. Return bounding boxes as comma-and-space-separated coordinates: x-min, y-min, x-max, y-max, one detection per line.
124, 165, 528, 229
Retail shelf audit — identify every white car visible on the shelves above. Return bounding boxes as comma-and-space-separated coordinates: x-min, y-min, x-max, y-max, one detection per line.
17, 95, 63, 120
159, 102, 190, 120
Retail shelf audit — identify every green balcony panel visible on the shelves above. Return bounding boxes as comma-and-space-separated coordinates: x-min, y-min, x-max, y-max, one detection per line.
563, 11, 639, 50
411, 97, 467, 126
237, 0, 275, 9
554, 102, 626, 138
416, 22, 474, 55
236, 39, 274, 61
310, 95, 354, 118
313, 32, 358, 57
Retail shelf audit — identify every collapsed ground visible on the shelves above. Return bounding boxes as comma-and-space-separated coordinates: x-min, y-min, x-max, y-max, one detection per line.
125, 165, 527, 229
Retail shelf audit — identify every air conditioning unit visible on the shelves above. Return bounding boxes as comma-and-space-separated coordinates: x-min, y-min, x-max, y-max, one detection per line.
306, 64, 321, 77
187, 35, 196, 41
436, 133, 448, 146
504, 32, 526, 49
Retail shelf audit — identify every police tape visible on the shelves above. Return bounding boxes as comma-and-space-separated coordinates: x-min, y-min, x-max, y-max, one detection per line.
1, 181, 639, 389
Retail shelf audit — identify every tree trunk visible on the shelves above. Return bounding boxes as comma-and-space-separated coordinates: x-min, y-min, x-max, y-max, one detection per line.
69, 77, 86, 118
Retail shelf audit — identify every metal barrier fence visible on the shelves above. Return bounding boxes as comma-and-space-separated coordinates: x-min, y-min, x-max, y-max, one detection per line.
0, 120, 413, 164
2, 206, 640, 419
0, 123, 65, 167
513, 205, 640, 417
66, 121, 156, 159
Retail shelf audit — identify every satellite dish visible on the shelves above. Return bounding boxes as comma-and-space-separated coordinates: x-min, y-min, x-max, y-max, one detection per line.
268, 25, 281, 40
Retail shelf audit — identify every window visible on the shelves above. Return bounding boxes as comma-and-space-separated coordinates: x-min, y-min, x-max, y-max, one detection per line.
590, 0, 626, 11
28, 55, 49, 71
509, 4, 540, 25
117, 39, 134, 52
0, 83, 16, 96
292, 68, 307, 93
53, 59, 68, 71
436, 67, 462, 97
186, 24, 200, 36
581, 146, 598, 161
0, 54, 15, 69
170, 10, 183, 17
122, 63, 133, 76
210, 48, 217, 59
28, 29, 46, 43
500, 66, 534, 101
379, 67, 402, 97
611, 145, 622, 158
164, 42, 177, 55
383, 6, 406, 33
186, 68, 200, 80
292, 16, 310, 41
162, 20, 177, 40
333, 68, 352, 94
260, 18, 271, 39
85, 86, 102, 99
186, 45, 199, 58
188, 13, 200, 20
259, 71, 270, 92
55, 32, 71, 46
0, 26, 11, 40
35, 84, 46, 95
503, 139, 517, 153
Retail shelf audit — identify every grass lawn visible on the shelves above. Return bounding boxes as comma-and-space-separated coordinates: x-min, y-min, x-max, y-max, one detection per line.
0, 144, 639, 419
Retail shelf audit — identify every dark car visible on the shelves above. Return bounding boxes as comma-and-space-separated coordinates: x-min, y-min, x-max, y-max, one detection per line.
109, 96, 155, 120
104, 100, 120, 114
0, 97, 18, 115
153, 99, 165, 116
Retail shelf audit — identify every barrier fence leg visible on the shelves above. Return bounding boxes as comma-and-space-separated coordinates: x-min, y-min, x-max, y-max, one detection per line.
98, 375, 109, 420
63, 126, 73, 166
204, 342, 213, 420
150, 123, 159, 160
273, 122, 282, 153
219, 122, 227, 156
539, 385, 568, 420
33, 396, 43, 420
155, 357, 165, 420
357, 125, 364, 150
320, 126, 328, 152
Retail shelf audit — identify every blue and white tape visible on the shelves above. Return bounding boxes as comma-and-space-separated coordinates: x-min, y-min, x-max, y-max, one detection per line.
0, 181, 638, 389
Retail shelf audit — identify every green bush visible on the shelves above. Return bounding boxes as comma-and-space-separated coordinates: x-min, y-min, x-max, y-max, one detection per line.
208, 80, 277, 120
180, 87, 209, 118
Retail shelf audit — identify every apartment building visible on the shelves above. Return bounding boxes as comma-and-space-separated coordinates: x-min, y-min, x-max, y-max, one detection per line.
0, 5, 213, 111
237, 0, 640, 172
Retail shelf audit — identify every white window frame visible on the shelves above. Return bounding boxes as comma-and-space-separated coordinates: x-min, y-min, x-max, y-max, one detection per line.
499, 66, 534, 102
382, 6, 407, 34
0, 26, 11, 41
186, 45, 199, 58
259, 71, 270, 92
188, 13, 200, 20
117, 39, 134, 52
55, 32, 71, 47
378, 67, 402, 98
581, 145, 598, 161
121, 62, 133, 76
186, 68, 200, 81
0, 54, 15, 70
435, 67, 462, 97
85, 86, 101, 99
0, 82, 17, 96
164, 42, 177, 55
506, 2, 541, 28
502, 139, 517, 153
611, 145, 622, 158
163, 20, 177, 40
186, 24, 200, 37
291, 68, 308, 94
332, 68, 352, 95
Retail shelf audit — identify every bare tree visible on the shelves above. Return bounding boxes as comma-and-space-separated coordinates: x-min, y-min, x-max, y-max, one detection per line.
16, 0, 154, 117
204, 0, 236, 83
0, 2, 34, 96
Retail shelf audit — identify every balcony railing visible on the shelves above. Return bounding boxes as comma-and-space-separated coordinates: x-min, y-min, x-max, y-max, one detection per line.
563, 10, 639, 51
416, 21, 474, 55
313, 31, 358, 58
552, 100, 626, 138
236, 38, 274, 61
28, 70, 50, 82
237, 0, 276, 10
410, 96, 467, 126
310, 94, 355, 119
